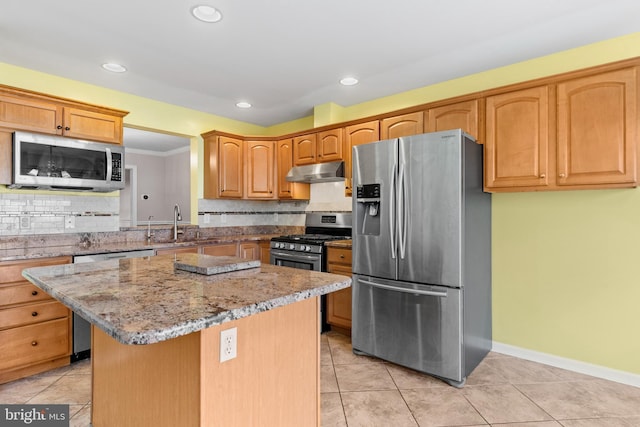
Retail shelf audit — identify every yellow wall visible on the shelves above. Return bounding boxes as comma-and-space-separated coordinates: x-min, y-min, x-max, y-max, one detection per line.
2, 32, 640, 373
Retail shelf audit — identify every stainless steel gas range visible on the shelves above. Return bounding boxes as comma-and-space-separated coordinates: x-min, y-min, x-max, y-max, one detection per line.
270, 212, 351, 330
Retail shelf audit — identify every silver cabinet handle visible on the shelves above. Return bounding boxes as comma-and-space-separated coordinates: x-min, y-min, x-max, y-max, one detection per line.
357, 278, 448, 297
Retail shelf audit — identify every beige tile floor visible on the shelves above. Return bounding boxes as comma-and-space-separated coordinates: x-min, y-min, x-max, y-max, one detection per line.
2, 331, 640, 426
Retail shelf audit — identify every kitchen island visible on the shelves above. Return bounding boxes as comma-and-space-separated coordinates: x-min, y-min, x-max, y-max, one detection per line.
22, 253, 351, 427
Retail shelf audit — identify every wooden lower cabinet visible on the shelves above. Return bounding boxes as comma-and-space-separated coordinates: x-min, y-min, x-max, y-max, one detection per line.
155, 246, 199, 256
238, 241, 260, 260
326, 247, 352, 332
0, 256, 72, 384
200, 243, 238, 257
259, 241, 271, 264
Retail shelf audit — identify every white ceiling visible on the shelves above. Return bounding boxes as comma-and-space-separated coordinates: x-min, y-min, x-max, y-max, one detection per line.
2, 0, 639, 138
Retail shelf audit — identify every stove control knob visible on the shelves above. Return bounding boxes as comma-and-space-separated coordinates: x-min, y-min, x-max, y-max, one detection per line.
289, 244, 295, 250
305, 245, 312, 252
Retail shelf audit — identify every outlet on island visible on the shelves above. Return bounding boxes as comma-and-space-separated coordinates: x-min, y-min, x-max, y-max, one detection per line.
220, 327, 237, 362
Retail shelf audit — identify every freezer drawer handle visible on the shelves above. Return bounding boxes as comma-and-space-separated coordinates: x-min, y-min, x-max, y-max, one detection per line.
105, 253, 128, 259
357, 278, 448, 297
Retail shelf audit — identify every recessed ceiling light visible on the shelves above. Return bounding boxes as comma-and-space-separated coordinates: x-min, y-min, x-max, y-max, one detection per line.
102, 63, 127, 73
236, 102, 252, 109
192, 5, 223, 23
340, 77, 359, 86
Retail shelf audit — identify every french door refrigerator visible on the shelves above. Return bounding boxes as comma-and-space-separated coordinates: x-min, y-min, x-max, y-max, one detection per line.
351, 129, 491, 387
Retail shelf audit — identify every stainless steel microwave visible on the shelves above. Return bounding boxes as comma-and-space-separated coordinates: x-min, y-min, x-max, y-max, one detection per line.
10, 131, 125, 192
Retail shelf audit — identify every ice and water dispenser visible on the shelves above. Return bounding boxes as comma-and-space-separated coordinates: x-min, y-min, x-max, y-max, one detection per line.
355, 183, 381, 235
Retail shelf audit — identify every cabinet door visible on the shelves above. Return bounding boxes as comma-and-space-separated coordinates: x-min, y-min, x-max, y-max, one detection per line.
0, 95, 62, 135
245, 140, 276, 199
239, 242, 260, 260
259, 241, 271, 264
326, 247, 352, 330
317, 128, 343, 162
201, 243, 238, 257
218, 136, 244, 198
344, 121, 380, 196
557, 68, 637, 187
485, 86, 550, 190
380, 112, 424, 139
427, 99, 480, 142
293, 133, 317, 165
276, 139, 309, 200
62, 108, 123, 144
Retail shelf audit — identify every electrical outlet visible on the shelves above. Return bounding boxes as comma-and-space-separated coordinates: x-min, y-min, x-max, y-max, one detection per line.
203, 213, 211, 224
274, 212, 278, 223
220, 213, 227, 224
65, 216, 75, 229
19, 216, 31, 229
219, 327, 237, 362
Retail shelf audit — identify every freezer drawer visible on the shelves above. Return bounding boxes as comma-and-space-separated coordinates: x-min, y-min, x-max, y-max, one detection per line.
352, 274, 463, 384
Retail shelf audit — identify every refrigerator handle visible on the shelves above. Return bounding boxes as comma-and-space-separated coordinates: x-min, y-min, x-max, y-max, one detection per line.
389, 162, 397, 259
357, 278, 448, 298
398, 163, 408, 259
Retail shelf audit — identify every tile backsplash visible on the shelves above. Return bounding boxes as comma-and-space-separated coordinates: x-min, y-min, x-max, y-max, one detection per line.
0, 193, 119, 236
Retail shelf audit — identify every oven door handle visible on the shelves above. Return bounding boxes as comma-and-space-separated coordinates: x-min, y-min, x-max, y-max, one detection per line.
270, 250, 322, 262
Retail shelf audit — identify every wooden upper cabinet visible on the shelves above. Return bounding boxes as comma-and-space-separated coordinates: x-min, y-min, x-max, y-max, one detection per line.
293, 133, 317, 165
556, 67, 637, 187
427, 99, 480, 142
203, 134, 243, 199
344, 121, 380, 195
380, 112, 424, 139
0, 95, 62, 134
245, 140, 276, 199
484, 86, 550, 191
0, 87, 127, 144
317, 128, 344, 162
276, 139, 309, 200
62, 108, 123, 144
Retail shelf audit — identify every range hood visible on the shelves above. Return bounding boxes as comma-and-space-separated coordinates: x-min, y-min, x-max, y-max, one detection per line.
285, 161, 345, 183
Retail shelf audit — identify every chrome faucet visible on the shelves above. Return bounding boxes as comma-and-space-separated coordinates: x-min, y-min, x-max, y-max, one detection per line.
173, 204, 183, 242
147, 215, 154, 242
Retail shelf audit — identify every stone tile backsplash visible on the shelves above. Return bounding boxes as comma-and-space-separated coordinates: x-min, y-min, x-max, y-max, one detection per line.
0, 193, 119, 236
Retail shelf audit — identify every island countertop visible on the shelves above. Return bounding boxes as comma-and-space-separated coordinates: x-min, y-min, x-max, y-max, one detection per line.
22, 253, 351, 346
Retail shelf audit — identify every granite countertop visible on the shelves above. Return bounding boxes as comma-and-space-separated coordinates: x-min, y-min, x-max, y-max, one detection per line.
22, 254, 351, 345
0, 234, 278, 262
325, 239, 352, 249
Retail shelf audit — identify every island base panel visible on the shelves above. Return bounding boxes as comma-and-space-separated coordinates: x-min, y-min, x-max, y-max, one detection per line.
91, 296, 320, 427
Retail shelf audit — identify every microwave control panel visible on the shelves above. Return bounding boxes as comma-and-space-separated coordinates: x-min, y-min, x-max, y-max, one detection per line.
111, 152, 123, 182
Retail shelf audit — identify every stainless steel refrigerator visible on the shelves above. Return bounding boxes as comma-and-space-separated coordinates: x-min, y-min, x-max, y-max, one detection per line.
351, 129, 491, 387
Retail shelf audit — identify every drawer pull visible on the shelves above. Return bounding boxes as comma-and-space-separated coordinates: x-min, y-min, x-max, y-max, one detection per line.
31, 341, 38, 347
340, 255, 345, 258
32, 290, 39, 296
32, 311, 38, 317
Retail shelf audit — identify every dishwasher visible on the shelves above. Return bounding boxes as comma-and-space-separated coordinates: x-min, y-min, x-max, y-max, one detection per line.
71, 249, 155, 361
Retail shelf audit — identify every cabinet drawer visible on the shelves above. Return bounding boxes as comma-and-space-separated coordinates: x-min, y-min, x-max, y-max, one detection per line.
327, 264, 352, 277
0, 318, 70, 371
0, 283, 53, 308
0, 257, 71, 285
0, 301, 69, 330
327, 248, 352, 266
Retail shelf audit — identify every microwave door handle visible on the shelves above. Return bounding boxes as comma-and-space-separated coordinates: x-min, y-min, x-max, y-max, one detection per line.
105, 148, 113, 183
389, 162, 397, 259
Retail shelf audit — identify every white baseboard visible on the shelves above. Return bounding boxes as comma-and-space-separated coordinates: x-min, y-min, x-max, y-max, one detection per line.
492, 341, 640, 388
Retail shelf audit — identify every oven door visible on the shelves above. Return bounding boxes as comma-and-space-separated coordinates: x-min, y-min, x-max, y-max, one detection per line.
270, 249, 322, 271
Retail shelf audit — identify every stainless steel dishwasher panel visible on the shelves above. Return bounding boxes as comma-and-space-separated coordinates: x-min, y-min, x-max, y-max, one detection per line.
352, 274, 463, 383
71, 249, 155, 361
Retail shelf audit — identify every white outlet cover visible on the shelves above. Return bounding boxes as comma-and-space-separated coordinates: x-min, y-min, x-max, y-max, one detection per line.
203, 213, 211, 224
65, 216, 75, 229
220, 327, 237, 362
